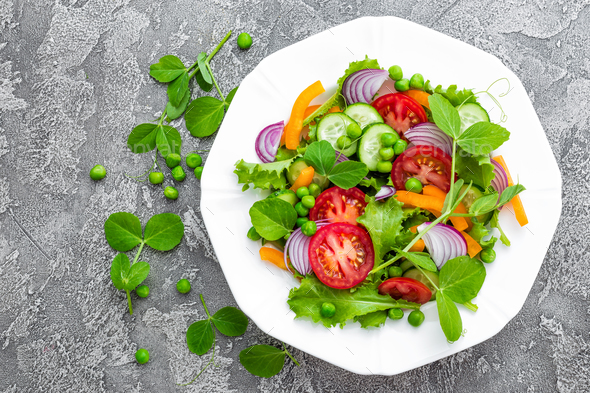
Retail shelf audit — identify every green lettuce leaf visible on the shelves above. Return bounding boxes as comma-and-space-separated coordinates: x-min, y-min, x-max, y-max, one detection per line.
455, 149, 495, 189
425, 83, 477, 107
234, 157, 296, 191
468, 219, 498, 249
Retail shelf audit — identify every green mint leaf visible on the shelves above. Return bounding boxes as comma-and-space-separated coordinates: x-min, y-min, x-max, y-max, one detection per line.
224, 86, 238, 110
436, 291, 463, 342
239, 345, 285, 378
104, 212, 143, 252
354, 310, 388, 328
304, 140, 336, 176
439, 256, 486, 303
186, 319, 215, 356
143, 213, 184, 251
166, 89, 191, 120
110, 253, 131, 290
249, 198, 297, 241
357, 197, 404, 264
469, 192, 498, 216
167, 70, 189, 107
328, 161, 368, 189
394, 249, 438, 272
428, 94, 462, 139
497, 184, 526, 207
490, 210, 510, 246
155, 125, 182, 157
456, 122, 510, 156
425, 84, 476, 107
127, 123, 158, 154
211, 307, 248, 337
455, 149, 495, 189
149, 55, 186, 82
185, 97, 225, 138
122, 261, 150, 291
234, 157, 296, 191
287, 276, 420, 328
195, 70, 213, 92
196, 52, 212, 84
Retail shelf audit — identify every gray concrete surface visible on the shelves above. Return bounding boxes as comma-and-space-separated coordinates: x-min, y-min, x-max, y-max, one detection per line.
0, 0, 588, 391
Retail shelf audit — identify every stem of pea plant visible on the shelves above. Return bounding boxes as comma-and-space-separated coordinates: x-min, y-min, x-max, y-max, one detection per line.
282, 343, 300, 366
200, 294, 211, 318
132, 242, 145, 266
187, 30, 232, 80
126, 290, 133, 315
178, 331, 217, 386
206, 63, 225, 102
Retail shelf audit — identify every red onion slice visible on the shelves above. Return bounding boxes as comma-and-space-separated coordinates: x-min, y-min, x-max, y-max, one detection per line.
405, 123, 453, 156
335, 151, 349, 164
284, 220, 331, 275
417, 222, 468, 269
342, 69, 389, 105
491, 158, 509, 210
255, 121, 284, 163
375, 186, 396, 200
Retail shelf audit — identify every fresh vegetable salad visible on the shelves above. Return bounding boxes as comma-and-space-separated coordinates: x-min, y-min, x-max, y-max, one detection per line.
234, 57, 528, 342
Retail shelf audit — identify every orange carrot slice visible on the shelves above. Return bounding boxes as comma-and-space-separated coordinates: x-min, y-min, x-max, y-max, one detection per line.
401, 90, 431, 109
290, 166, 314, 191
460, 231, 483, 258
259, 247, 288, 270
492, 155, 528, 226
423, 185, 471, 231
409, 239, 425, 252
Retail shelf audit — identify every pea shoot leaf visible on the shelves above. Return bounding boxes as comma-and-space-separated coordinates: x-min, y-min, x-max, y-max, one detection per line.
436, 291, 463, 342
394, 249, 437, 272
155, 125, 182, 157
490, 210, 510, 246
327, 161, 368, 189
468, 219, 498, 248
456, 122, 510, 156
287, 276, 420, 328
210, 307, 248, 337
469, 192, 498, 216
110, 254, 150, 291
234, 157, 295, 191
166, 89, 191, 120
455, 149, 495, 189
196, 52, 211, 84
439, 256, 486, 303
497, 184, 526, 207
149, 55, 186, 82
127, 123, 158, 154
239, 345, 286, 378
354, 310, 388, 328
186, 320, 215, 356
428, 93, 462, 139
167, 69, 189, 107
185, 96, 225, 137
224, 86, 238, 110
143, 213, 184, 251
104, 212, 143, 252
249, 198, 297, 241
195, 70, 213, 92
304, 140, 335, 176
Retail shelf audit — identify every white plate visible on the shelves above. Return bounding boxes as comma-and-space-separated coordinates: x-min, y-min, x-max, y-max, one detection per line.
200, 16, 561, 375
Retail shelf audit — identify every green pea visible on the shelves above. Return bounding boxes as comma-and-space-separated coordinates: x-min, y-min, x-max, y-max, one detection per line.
337, 135, 353, 150
296, 217, 309, 227
237, 32, 253, 49
380, 132, 398, 147
376, 160, 393, 173
295, 202, 309, 217
301, 195, 315, 209
247, 226, 261, 241
480, 248, 496, 263
405, 178, 423, 193
176, 278, 191, 294
388, 308, 404, 320
301, 220, 317, 237
165, 153, 181, 168
149, 172, 164, 184
308, 183, 321, 198
194, 166, 203, 180
393, 139, 408, 155
171, 166, 186, 182
135, 348, 150, 364
410, 73, 424, 90
296, 186, 310, 199
394, 78, 410, 92
320, 302, 336, 318
89, 164, 106, 180
164, 186, 179, 200
185, 153, 202, 168
379, 147, 394, 161
388, 65, 403, 81
136, 285, 149, 298
388, 266, 403, 278
346, 123, 362, 139
408, 310, 425, 327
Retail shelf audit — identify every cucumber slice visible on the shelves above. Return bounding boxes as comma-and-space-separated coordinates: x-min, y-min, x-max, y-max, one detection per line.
358, 123, 398, 171
343, 103, 383, 130
457, 103, 490, 133
460, 184, 492, 223
287, 158, 330, 189
403, 268, 440, 300
316, 113, 359, 156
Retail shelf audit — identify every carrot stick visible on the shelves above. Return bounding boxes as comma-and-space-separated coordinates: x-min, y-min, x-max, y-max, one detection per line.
281, 104, 321, 146
408, 239, 425, 252
289, 166, 315, 191
460, 231, 483, 258
400, 90, 431, 109
259, 247, 288, 270
284, 81, 325, 150
423, 185, 471, 231
394, 191, 444, 212
492, 155, 528, 226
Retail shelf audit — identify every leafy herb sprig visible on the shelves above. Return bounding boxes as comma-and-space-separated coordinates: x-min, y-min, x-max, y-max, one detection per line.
104, 212, 184, 314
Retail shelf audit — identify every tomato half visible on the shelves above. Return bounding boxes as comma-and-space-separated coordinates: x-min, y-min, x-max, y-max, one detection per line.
309, 223, 374, 289
371, 93, 427, 137
378, 277, 432, 305
391, 145, 453, 193
309, 186, 367, 226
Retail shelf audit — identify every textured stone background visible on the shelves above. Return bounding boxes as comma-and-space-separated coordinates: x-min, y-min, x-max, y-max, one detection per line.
0, 0, 588, 392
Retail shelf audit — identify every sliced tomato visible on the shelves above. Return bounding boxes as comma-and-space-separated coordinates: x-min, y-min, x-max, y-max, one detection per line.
309, 223, 374, 289
371, 93, 427, 137
309, 186, 367, 226
378, 277, 432, 305
391, 145, 453, 193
